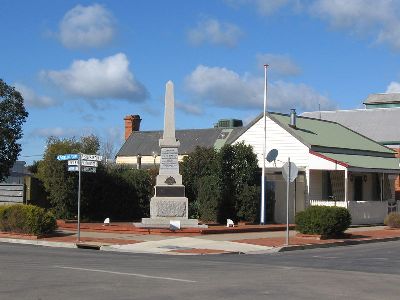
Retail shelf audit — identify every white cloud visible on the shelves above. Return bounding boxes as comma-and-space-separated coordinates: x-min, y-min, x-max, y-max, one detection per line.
254, 0, 292, 15
226, 0, 400, 50
59, 4, 115, 48
225, 0, 302, 15
386, 81, 400, 93
31, 127, 81, 138
13, 83, 58, 108
176, 101, 203, 115
185, 65, 335, 112
188, 18, 243, 47
269, 80, 335, 111
42, 53, 148, 103
256, 53, 301, 76
310, 0, 400, 50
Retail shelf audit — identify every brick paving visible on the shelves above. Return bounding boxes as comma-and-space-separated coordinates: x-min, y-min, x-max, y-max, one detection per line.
2, 222, 400, 254
236, 229, 400, 247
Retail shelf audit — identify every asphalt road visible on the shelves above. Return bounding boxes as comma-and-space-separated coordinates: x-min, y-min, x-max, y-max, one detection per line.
1, 241, 400, 300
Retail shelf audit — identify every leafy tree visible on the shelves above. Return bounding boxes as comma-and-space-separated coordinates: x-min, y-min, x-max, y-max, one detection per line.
181, 142, 260, 223
181, 146, 218, 218
0, 79, 28, 181
37, 135, 100, 218
37, 135, 152, 220
236, 184, 260, 223
197, 175, 221, 222
80, 165, 152, 221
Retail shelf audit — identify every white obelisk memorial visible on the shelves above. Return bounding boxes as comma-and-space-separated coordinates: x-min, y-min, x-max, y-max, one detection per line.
139, 81, 203, 228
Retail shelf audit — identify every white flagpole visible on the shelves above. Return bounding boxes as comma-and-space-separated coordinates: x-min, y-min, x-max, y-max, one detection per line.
261, 64, 268, 225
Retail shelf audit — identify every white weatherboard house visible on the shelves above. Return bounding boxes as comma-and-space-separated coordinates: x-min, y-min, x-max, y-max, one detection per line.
234, 111, 400, 225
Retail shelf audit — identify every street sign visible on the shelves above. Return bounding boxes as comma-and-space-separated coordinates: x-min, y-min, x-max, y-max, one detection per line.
82, 167, 96, 173
68, 166, 79, 172
57, 154, 79, 161
282, 161, 298, 182
81, 154, 103, 161
81, 160, 98, 167
68, 160, 79, 166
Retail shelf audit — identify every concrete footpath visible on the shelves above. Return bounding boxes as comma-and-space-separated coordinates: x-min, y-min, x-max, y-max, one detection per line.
1, 222, 400, 255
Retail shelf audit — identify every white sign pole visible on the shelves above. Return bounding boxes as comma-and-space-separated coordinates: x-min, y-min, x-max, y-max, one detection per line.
260, 64, 268, 225
286, 157, 290, 246
77, 153, 81, 242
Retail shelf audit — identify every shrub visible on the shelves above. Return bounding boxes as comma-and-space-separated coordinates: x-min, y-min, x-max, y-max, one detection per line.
197, 175, 221, 222
0, 204, 57, 235
235, 184, 260, 223
295, 206, 351, 238
384, 212, 400, 228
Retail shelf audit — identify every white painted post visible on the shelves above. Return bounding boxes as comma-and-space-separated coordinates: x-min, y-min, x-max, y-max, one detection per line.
77, 153, 81, 242
260, 64, 268, 225
286, 157, 290, 246
305, 169, 310, 207
344, 169, 348, 208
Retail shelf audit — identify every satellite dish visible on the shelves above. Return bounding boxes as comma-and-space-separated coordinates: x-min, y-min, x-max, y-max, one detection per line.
266, 149, 278, 162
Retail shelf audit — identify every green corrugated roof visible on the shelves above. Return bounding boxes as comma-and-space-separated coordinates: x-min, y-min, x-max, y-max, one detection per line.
269, 112, 394, 154
317, 152, 400, 171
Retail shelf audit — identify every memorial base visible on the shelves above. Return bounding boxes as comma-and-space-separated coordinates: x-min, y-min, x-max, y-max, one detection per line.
135, 196, 207, 228
135, 218, 207, 228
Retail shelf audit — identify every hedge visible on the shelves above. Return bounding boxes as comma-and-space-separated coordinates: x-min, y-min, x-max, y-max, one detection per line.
0, 204, 57, 235
295, 206, 351, 238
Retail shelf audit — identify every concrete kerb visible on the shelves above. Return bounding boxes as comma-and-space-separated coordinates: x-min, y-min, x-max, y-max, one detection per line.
0, 237, 77, 249
277, 236, 400, 252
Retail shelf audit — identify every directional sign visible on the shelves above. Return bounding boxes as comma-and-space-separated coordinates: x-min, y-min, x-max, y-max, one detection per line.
81, 154, 103, 161
81, 160, 98, 167
82, 167, 96, 173
57, 154, 79, 161
68, 160, 79, 166
68, 166, 79, 172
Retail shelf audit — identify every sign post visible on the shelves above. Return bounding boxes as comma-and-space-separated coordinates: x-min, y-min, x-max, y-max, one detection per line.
282, 158, 298, 246
57, 153, 102, 242
77, 153, 81, 242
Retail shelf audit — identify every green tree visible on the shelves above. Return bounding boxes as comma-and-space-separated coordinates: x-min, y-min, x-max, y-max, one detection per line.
181, 146, 218, 218
80, 165, 152, 221
197, 175, 221, 222
0, 79, 28, 181
181, 142, 260, 223
37, 135, 100, 218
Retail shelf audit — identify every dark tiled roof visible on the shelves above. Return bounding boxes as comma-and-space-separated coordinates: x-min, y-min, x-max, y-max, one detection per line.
116, 126, 247, 157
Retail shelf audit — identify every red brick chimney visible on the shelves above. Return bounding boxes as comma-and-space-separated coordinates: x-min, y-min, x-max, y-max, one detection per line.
124, 115, 141, 140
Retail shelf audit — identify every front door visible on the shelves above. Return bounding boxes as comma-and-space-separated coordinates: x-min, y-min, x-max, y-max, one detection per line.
354, 176, 363, 201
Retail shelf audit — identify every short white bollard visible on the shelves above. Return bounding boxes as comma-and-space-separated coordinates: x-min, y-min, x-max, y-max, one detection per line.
103, 217, 110, 226
170, 220, 181, 230
226, 219, 234, 227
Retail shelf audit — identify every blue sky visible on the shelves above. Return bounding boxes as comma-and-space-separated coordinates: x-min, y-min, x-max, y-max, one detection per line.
2, 0, 400, 164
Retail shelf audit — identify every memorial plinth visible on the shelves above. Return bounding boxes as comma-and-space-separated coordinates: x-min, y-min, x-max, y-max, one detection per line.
137, 81, 206, 228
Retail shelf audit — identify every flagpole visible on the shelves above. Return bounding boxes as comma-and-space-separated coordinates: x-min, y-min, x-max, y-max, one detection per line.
260, 64, 268, 225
